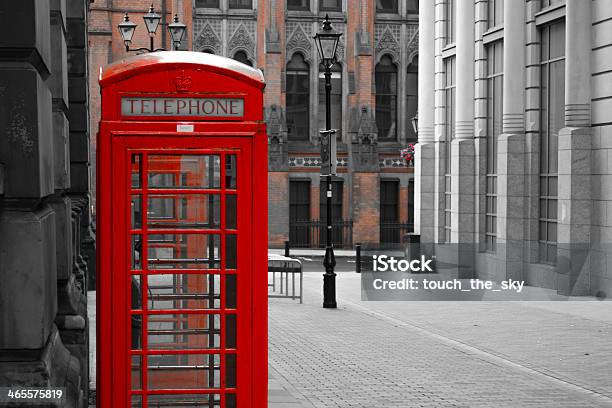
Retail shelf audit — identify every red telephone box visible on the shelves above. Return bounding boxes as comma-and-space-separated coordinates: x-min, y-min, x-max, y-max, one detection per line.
97, 52, 267, 408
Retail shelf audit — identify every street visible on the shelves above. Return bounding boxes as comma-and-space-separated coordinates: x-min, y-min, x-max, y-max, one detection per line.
268, 258, 612, 407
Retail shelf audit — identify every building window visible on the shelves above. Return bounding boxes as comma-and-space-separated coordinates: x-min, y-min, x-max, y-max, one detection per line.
196, 0, 220, 8
318, 64, 342, 136
233, 51, 253, 67
289, 180, 311, 247
445, 0, 456, 45
286, 53, 310, 141
320, 179, 344, 246
443, 56, 455, 243
488, 0, 504, 28
542, 0, 564, 8
229, 0, 252, 9
406, 0, 419, 13
375, 55, 398, 141
287, 0, 309, 11
380, 180, 400, 244
539, 21, 565, 265
320, 0, 341, 12
486, 42, 503, 252
376, 0, 398, 13
406, 57, 418, 141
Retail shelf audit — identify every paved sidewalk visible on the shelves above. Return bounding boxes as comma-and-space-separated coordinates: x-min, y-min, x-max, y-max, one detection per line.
268, 271, 612, 407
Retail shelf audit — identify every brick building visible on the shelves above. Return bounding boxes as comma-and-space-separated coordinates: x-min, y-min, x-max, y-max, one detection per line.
0, 1, 94, 406
88, 0, 419, 249
415, 0, 612, 295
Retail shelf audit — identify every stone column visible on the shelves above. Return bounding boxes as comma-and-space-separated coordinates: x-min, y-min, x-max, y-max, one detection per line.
415, 0, 435, 248
496, 0, 526, 281
557, 1, 592, 296
449, 0, 475, 277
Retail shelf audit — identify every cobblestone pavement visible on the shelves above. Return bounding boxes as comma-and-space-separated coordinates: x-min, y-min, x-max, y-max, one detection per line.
268, 270, 612, 408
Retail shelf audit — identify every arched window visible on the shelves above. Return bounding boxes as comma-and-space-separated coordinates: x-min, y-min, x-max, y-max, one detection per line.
318, 63, 342, 135
286, 53, 310, 141
406, 56, 418, 141
202, 49, 215, 54
233, 51, 253, 67
375, 55, 398, 141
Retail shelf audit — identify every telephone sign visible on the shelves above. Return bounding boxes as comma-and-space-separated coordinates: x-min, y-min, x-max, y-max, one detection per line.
97, 52, 268, 408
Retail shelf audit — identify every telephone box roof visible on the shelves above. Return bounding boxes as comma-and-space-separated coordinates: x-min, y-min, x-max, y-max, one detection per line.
100, 51, 265, 88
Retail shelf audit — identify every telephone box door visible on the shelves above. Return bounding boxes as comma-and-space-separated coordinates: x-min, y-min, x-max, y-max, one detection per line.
111, 136, 252, 408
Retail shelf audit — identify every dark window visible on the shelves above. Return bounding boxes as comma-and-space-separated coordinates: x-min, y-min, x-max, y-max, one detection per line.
486, 41, 503, 252
196, 0, 220, 8
289, 180, 311, 247
488, 0, 504, 28
229, 0, 252, 9
287, 0, 309, 11
375, 55, 398, 141
233, 51, 253, 66
376, 0, 398, 13
445, 0, 456, 44
406, 0, 419, 13
380, 180, 399, 244
320, 179, 343, 246
542, 0, 563, 8
286, 53, 310, 141
443, 56, 455, 243
318, 64, 342, 135
320, 0, 341, 12
539, 21, 565, 265
406, 58, 418, 141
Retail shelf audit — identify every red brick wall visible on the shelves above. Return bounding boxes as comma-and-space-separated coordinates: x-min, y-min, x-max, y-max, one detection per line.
352, 173, 380, 245
268, 172, 289, 247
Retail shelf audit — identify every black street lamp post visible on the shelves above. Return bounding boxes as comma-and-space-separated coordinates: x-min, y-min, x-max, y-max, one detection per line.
118, 5, 186, 53
314, 15, 342, 309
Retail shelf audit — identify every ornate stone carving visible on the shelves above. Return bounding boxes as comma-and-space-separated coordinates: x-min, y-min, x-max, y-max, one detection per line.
194, 22, 221, 54
286, 24, 311, 61
266, 104, 289, 171
375, 24, 400, 62
406, 26, 419, 62
351, 106, 379, 172
229, 23, 255, 60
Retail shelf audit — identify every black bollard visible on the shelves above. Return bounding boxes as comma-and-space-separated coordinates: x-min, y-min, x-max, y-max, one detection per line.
284, 240, 290, 257
355, 243, 361, 273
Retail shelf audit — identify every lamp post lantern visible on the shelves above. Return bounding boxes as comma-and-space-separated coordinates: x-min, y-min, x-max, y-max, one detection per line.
411, 111, 419, 136
118, 5, 186, 53
314, 14, 342, 309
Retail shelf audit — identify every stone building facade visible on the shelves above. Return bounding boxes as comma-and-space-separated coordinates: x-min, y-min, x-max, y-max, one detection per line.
416, 0, 612, 296
88, 0, 419, 249
0, 1, 94, 406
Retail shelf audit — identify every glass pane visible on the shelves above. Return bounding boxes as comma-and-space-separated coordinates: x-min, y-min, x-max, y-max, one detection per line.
229, 0, 251, 8
131, 314, 142, 350
131, 275, 142, 310
226, 275, 237, 309
226, 314, 237, 348
548, 176, 558, 197
226, 354, 237, 388
226, 235, 237, 269
226, 155, 237, 189
147, 314, 220, 350
227, 394, 237, 408
148, 354, 221, 389
132, 235, 142, 270
377, 0, 397, 12
548, 199, 557, 220
131, 195, 142, 229
148, 155, 220, 189
130, 395, 141, 408
148, 194, 220, 229
147, 274, 221, 310
131, 154, 141, 188
226, 195, 237, 229
320, 0, 341, 10
148, 234, 221, 269
287, 0, 309, 10
148, 394, 222, 407
131, 356, 141, 390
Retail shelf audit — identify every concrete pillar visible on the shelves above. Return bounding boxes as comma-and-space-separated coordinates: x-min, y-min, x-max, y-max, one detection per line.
557, 0, 592, 296
415, 0, 435, 246
496, 0, 526, 281
449, 0, 475, 277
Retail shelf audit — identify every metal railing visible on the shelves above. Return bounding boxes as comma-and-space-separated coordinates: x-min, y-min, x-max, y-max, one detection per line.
380, 222, 414, 246
289, 219, 353, 249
